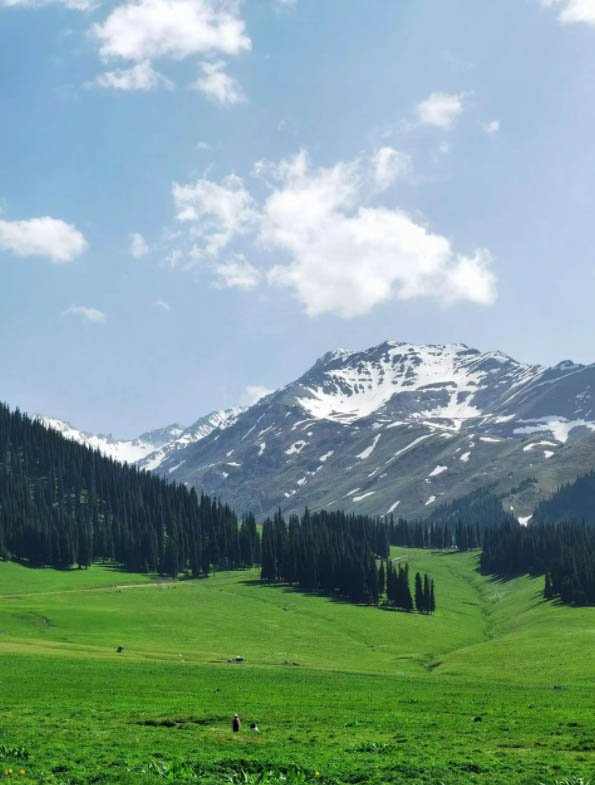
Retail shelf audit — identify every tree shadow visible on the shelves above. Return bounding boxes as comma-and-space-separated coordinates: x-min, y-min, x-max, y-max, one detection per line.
238, 578, 374, 607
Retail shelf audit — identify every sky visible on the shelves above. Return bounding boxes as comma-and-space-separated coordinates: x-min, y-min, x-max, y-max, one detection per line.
2, 0, 595, 437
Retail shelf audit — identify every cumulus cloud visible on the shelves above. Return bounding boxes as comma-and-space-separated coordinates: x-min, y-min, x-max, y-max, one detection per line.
170, 148, 497, 317
93, 0, 250, 62
129, 232, 149, 258
0, 216, 87, 263
62, 305, 106, 323
91, 0, 250, 93
192, 60, 244, 104
416, 91, 466, 130
214, 254, 261, 289
95, 61, 173, 91
172, 173, 257, 256
540, 0, 595, 24
244, 385, 274, 404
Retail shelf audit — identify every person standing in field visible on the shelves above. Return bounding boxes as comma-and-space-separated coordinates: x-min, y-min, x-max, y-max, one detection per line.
232, 714, 241, 733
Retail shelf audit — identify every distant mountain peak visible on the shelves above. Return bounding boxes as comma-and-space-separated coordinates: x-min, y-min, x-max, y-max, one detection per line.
36, 339, 595, 521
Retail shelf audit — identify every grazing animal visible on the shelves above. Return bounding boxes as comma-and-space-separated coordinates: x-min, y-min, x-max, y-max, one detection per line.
250, 722, 259, 732
232, 714, 241, 733
116, 646, 124, 653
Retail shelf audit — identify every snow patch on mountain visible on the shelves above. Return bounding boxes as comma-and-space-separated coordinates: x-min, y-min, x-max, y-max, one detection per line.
357, 434, 381, 460
514, 417, 595, 444
353, 491, 375, 502
429, 465, 448, 477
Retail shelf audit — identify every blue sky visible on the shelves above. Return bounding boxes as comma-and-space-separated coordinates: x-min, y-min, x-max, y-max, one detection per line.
2, 0, 595, 436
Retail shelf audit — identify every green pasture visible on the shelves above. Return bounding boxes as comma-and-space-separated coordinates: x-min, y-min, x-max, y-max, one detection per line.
0, 550, 593, 785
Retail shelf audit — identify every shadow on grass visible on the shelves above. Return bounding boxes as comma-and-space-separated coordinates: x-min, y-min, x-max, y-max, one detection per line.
238, 578, 375, 608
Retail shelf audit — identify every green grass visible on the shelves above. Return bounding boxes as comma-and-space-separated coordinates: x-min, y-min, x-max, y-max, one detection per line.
0, 550, 593, 785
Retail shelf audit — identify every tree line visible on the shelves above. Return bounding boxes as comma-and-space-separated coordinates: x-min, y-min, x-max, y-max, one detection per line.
0, 403, 259, 576
481, 520, 595, 606
260, 509, 436, 612
388, 516, 481, 551
532, 470, 595, 526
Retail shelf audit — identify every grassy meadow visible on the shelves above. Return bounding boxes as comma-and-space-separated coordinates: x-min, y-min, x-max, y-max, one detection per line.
0, 549, 593, 785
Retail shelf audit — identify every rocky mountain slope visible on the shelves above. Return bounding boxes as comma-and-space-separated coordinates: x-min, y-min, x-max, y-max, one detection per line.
39, 341, 595, 520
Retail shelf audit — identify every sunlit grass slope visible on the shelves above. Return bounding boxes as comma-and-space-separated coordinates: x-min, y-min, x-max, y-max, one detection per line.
0, 550, 593, 785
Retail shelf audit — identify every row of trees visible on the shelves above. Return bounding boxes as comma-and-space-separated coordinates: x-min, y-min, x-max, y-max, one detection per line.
387, 517, 481, 551
481, 520, 595, 606
260, 509, 388, 604
0, 404, 259, 576
260, 509, 436, 612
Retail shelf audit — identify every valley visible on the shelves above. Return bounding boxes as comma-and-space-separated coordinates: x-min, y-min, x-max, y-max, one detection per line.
0, 552, 593, 785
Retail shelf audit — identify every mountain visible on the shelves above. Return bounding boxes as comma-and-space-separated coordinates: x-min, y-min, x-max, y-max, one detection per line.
39, 340, 595, 520
36, 408, 244, 471
35, 416, 186, 465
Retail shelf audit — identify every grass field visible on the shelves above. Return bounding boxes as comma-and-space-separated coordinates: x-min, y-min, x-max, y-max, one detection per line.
0, 550, 593, 785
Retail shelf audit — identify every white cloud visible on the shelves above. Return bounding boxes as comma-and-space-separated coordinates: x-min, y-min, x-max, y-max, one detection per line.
0, 0, 94, 10
95, 61, 173, 91
0, 216, 87, 263
482, 120, 500, 135
244, 385, 274, 404
93, 0, 251, 63
62, 305, 106, 323
371, 146, 410, 191
214, 254, 260, 289
540, 0, 595, 24
196, 140, 212, 151
192, 60, 244, 104
153, 299, 171, 311
172, 173, 257, 256
129, 232, 149, 258
416, 91, 466, 130
170, 148, 497, 317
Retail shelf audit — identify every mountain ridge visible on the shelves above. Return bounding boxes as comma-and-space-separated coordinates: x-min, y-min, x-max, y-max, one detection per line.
37, 340, 595, 520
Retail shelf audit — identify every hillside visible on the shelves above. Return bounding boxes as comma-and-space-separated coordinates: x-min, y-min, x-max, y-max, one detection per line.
0, 403, 247, 574
0, 553, 593, 784
532, 469, 595, 525
39, 341, 595, 520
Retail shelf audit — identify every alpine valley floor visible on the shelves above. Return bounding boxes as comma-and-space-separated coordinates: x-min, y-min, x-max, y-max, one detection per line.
0, 550, 593, 785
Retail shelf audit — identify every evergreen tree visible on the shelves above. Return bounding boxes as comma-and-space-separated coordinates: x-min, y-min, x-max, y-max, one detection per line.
423, 573, 431, 614
544, 572, 553, 600
414, 572, 424, 613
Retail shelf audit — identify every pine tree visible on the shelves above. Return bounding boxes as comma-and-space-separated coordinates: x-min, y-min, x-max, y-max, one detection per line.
544, 572, 553, 599
423, 574, 431, 614
378, 560, 385, 598
414, 572, 424, 613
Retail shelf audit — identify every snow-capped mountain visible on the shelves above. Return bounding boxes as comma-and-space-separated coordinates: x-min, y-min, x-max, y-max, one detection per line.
38, 341, 595, 520
35, 417, 186, 465
36, 408, 244, 470
150, 341, 595, 519
138, 407, 245, 472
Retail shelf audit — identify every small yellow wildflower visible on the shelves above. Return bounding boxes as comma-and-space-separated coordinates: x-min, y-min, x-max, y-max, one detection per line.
18, 771, 26, 776
314, 772, 321, 778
